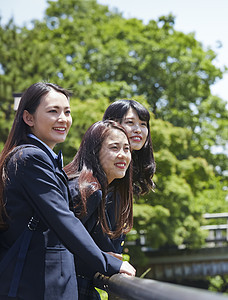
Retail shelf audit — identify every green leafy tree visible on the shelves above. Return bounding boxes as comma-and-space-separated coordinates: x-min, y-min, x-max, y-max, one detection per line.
0, 0, 227, 269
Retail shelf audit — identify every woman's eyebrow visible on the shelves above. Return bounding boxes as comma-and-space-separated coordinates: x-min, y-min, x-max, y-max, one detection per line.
47, 105, 71, 109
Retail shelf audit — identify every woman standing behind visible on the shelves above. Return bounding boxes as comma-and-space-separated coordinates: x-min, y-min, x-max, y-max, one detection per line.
0, 83, 135, 300
103, 99, 156, 196
65, 120, 134, 299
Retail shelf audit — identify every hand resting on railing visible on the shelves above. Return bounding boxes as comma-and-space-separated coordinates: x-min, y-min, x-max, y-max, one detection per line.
119, 261, 136, 277
107, 251, 136, 276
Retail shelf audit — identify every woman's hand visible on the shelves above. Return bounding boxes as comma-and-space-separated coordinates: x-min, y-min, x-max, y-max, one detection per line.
119, 261, 136, 277
107, 252, 123, 260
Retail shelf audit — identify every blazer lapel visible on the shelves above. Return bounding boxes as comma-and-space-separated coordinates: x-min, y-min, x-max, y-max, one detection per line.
26, 138, 72, 204
26, 138, 68, 183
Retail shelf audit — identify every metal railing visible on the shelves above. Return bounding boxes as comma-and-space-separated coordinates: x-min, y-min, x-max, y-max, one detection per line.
94, 273, 228, 300
202, 213, 228, 245
93, 213, 228, 299
126, 213, 228, 251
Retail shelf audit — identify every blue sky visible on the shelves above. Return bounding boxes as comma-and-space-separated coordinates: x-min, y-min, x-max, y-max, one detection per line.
1, 0, 228, 101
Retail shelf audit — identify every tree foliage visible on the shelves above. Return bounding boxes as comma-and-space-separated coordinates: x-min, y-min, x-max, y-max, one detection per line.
0, 0, 227, 259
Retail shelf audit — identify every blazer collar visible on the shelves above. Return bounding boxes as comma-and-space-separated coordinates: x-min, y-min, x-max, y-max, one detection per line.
26, 137, 57, 166
27, 139, 73, 206
24, 138, 67, 181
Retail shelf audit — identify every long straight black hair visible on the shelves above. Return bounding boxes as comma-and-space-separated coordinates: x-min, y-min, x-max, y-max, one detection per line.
103, 99, 156, 196
0, 82, 70, 230
65, 120, 133, 238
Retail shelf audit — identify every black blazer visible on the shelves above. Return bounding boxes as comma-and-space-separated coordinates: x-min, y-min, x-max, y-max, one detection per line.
0, 138, 121, 300
69, 178, 125, 279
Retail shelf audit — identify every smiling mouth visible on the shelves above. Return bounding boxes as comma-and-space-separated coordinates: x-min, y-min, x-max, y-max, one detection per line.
115, 162, 126, 169
53, 127, 66, 133
131, 136, 142, 142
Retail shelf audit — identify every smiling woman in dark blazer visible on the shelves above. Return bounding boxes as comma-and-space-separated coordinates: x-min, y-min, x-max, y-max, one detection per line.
0, 82, 135, 300
65, 120, 134, 299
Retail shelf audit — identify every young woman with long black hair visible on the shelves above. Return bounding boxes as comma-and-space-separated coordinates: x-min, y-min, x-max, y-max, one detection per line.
65, 120, 134, 299
0, 83, 135, 300
103, 99, 156, 196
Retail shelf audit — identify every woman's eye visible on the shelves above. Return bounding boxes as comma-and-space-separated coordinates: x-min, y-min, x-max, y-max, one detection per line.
49, 109, 57, 113
141, 122, 147, 126
65, 110, 71, 115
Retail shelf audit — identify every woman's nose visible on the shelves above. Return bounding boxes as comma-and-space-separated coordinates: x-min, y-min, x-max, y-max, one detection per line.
58, 111, 67, 122
133, 124, 141, 133
117, 149, 126, 158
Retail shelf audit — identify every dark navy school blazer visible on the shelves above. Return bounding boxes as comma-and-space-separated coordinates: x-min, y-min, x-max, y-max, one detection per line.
69, 179, 125, 279
0, 139, 121, 300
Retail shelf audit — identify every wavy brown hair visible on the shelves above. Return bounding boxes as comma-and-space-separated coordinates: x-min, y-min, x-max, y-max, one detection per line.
64, 120, 133, 239
0, 82, 70, 231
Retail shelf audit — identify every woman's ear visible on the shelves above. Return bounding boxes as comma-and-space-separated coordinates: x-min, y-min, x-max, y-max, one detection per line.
23, 110, 34, 127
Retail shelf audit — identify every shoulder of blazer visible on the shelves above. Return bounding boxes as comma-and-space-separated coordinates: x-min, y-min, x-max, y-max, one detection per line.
8, 144, 54, 167
69, 177, 102, 204
5, 144, 43, 168
7, 144, 70, 193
